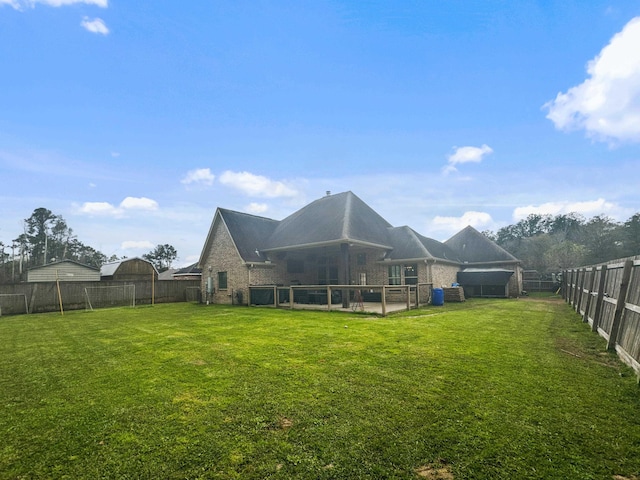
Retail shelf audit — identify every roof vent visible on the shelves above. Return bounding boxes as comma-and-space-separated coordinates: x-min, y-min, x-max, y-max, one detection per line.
326, 191, 331, 196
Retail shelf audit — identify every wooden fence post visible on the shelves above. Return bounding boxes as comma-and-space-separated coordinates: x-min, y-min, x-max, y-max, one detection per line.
406, 286, 410, 310
568, 269, 576, 305
607, 260, 633, 351
572, 269, 582, 310
576, 268, 586, 315
591, 265, 607, 333
381, 286, 387, 316
582, 267, 596, 324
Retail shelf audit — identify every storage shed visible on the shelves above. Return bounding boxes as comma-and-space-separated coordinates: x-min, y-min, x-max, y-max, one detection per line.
27, 260, 100, 283
445, 226, 522, 297
100, 257, 158, 282
457, 268, 515, 298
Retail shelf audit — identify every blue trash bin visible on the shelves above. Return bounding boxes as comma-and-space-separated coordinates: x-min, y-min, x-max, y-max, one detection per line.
432, 288, 444, 306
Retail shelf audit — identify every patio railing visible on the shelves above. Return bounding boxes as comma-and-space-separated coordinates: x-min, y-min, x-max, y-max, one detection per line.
248, 283, 433, 316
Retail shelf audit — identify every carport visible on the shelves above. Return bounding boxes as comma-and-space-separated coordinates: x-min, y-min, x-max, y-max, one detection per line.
457, 268, 514, 298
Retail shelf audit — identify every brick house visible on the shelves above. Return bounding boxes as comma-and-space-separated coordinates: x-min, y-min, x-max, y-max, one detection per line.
198, 191, 522, 305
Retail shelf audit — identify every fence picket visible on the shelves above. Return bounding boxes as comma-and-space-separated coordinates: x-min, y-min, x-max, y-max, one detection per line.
564, 258, 640, 376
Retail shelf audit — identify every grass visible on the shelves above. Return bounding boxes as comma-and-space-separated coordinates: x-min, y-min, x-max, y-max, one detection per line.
1, 298, 639, 479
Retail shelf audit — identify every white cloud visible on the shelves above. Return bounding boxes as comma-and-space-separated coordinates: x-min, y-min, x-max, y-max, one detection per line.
431, 211, 494, 233
513, 198, 626, 221
219, 170, 299, 198
181, 168, 215, 186
78, 201, 118, 216
77, 196, 158, 217
121, 240, 154, 251
1, 0, 107, 9
544, 17, 640, 144
81, 17, 109, 35
443, 144, 493, 174
120, 196, 158, 211
246, 202, 268, 214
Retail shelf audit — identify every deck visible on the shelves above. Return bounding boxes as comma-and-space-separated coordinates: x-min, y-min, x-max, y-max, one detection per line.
248, 283, 433, 316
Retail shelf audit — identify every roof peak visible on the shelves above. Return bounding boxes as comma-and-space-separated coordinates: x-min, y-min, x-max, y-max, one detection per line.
218, 207, 276, 222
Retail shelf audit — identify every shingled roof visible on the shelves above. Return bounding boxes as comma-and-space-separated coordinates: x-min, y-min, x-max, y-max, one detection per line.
262, 191, 393, 252
200, 192, 520, 266
386, 226, 461, 262
217, 209, 279, 263
445, 225, 519, 264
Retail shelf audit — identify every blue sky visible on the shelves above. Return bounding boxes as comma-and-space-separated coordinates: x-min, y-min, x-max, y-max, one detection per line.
1, 0, 640, 267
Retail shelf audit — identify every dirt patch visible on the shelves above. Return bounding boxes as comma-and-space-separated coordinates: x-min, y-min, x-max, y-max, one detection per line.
278, 416, 293, 430
265, 416, 294, 432
613, 475, 639, 480
415, 461, 454, 479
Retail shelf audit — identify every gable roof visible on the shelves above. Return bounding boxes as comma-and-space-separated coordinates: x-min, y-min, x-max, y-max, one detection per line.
386, 226, 461, 263
199, 208, 279, 265
174, 263, 202, 276
262, 191, 393, 252
28, 259, 99, 272
199, 192, 521, 267
445, 226, 519, 264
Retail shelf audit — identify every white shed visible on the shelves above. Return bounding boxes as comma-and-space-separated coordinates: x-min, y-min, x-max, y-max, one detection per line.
27, 260, 101, 283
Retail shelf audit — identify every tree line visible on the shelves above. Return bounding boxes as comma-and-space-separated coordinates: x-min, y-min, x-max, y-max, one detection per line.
0, 208, 177, 283
483, 212, 640, 275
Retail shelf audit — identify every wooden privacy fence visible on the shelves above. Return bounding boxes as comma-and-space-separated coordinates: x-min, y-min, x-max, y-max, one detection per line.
563, 258, 640, 375
0, 280, 201, 315
523, 280, 558, 292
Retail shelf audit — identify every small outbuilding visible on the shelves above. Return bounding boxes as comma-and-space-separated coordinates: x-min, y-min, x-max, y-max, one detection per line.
457, 268, 515, 298
100, 257, 158, 282
445, 226, 522, 298
27, 260, 100, 283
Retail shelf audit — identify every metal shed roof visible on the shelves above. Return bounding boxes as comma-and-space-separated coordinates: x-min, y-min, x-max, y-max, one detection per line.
457, 268, 514, 286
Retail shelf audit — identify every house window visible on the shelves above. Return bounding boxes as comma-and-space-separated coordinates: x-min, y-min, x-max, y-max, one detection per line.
287, 259, 305, 274
218, 271, 228, 290
359, 272, 367, 285
356, 253, 366, 265
388, 265, 401, 285
404, 263, 418, 285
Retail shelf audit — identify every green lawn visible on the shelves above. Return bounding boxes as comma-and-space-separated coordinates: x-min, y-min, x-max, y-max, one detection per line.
1, 298, 639, 479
